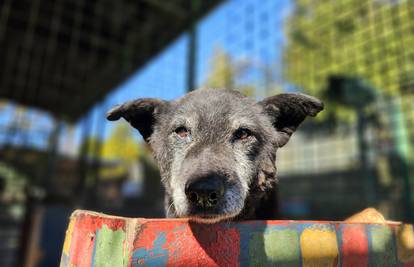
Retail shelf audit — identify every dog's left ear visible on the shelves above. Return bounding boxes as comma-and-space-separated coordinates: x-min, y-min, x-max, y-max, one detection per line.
106, 98, 168, 141
259, 93, 324, 147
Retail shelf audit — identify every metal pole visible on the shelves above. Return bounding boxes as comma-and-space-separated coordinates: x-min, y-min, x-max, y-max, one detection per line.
76, 113, 93, 206
87, 103, 107, 207
390, 99, 413, 222
44, 117, 63, 194
357, 108, 376, 206
186, 0, 201, 92
92, 106, 106, 186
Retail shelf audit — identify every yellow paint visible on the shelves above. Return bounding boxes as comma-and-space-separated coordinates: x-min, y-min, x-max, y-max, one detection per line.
397, 224, 414, 263
63, 218, 75, 255
300, 227, 339, 267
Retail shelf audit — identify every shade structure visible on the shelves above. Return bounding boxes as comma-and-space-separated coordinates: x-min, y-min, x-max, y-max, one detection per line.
0, 0, 222, 121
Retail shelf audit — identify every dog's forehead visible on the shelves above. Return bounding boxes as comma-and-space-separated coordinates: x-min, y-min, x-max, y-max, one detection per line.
172, 89, 258, 117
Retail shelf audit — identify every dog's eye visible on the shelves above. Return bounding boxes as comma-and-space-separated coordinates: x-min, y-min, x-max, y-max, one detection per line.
234, 128, 252, 141
175, 126, 190, 138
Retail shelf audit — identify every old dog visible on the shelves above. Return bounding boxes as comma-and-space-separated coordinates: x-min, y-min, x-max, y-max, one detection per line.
107, 88, 325, 223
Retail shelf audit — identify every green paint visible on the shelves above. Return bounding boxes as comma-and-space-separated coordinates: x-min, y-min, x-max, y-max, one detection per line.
93, 225, 126, 267
370, 226, 397, 267
249, 229, 300, 267
123, 244, 130, 267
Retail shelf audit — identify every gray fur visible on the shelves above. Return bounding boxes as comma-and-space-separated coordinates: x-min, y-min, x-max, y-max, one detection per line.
107, 88, 323, 223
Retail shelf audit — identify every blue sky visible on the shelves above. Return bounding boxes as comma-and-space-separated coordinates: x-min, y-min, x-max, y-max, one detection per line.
0, 0, 293, 154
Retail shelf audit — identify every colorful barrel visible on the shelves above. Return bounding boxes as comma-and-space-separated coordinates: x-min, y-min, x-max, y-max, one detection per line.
60, 210, 414, 267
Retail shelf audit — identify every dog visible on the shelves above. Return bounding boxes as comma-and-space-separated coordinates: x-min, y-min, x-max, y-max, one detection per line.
107, 88, 325, 223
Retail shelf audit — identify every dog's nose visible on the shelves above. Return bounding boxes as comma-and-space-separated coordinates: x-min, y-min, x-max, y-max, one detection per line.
185, 175, 225, 208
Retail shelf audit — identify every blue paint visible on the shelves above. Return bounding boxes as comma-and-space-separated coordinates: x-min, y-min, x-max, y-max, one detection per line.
59, 253, 69, 267
367, 225, 400, 267
90, 229, 99, 267
336, 224, 344, 267
131, 233, 169, 266
238, 221, 267, 267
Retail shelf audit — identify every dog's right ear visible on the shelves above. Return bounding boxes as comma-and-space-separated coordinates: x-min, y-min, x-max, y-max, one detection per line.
106, 98, 168, 141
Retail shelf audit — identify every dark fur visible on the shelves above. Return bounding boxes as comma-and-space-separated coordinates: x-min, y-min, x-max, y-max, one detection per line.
107, 89, 323, 222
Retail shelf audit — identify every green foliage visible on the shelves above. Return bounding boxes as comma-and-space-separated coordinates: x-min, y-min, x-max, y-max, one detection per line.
284, 0, 414, 122
0, 162, 27, 203
81, 123, 141, 179
203, 47, 256, 96
205, 48, 236, 89
80, 136, 102, 159
102, 123, 140, 162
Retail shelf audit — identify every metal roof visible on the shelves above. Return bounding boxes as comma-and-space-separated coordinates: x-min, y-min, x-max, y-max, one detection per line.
0, 0, 222, 121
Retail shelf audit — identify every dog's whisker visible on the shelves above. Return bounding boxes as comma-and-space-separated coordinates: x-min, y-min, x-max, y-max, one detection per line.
166, 201, 174, 217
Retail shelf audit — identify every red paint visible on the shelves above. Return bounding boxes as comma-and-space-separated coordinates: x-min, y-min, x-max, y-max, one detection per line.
263, 220, 292, 227
69, 213, 126, 267
77, 212, 126, 232
341, 225, 369, 267
185, 223, 240, 267
131, 221, 240, 267
69, 215, 95, 267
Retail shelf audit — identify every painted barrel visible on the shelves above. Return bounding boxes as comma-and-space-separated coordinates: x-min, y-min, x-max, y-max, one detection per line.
60, 210, 414, 267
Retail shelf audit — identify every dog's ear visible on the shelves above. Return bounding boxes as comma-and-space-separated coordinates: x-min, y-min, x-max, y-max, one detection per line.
106, 98, 168, 141
259, 93, 324, 147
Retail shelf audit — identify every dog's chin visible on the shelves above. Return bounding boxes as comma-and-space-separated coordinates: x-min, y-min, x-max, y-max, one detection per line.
185, 213, 239, 224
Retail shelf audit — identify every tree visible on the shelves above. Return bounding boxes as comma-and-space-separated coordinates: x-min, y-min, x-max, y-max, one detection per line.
101, 123, 140, 163
81, 123, 141, 179
204, 48, 236, 89
79, 136, 102, 159
284, 0, 414, 122
284, 0, 414, 215
204, 47, 255, 96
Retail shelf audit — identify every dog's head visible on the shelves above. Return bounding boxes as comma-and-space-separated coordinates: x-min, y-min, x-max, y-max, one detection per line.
107, 89, 323, 223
